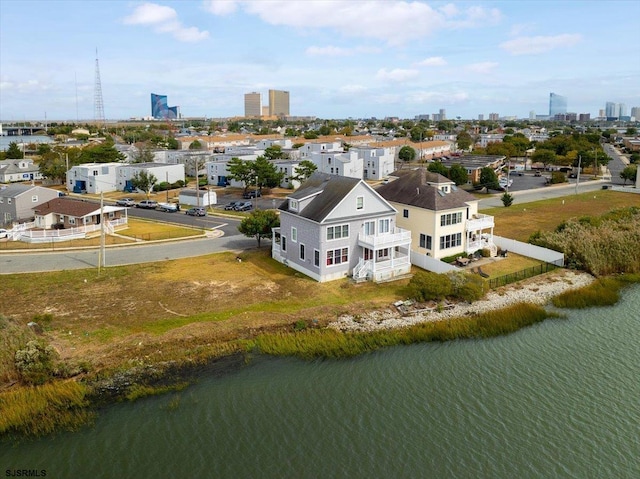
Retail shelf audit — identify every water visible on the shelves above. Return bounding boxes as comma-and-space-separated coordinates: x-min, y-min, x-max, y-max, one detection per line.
0, 135, 52, 151
2, 286, 639, 479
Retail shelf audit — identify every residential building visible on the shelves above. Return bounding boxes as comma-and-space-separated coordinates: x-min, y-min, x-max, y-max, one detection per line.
0, 184, 61, 226
309, 150, 364, 179
355, 146, 396, 180
272, 172, 411, 283
117, 163, 185, 192
66, 162, 121, 194
0, 158, 44, 183
605, 101, 620, 120
488, 113, 500, 121
439, 155, 505, 184
268, 89, 290, 117
376, 169, 496, 262
32, 197, 125, 230
549, 93, 567, 117
244, 92, 262, 117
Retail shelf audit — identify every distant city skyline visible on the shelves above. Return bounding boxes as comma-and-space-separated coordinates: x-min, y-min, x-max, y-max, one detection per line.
1, 1, 639, 121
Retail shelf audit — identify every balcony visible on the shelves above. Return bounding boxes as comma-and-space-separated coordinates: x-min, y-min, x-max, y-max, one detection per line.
358, 227, 411, 249
466, 213, 494, 232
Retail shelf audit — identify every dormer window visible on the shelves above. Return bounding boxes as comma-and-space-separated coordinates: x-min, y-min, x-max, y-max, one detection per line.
441, 185, 449, 193
290, 199, 298, 211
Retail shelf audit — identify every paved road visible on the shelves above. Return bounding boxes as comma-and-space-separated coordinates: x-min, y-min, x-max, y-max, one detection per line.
0, 231, 258, 274
478, 179, 608, 209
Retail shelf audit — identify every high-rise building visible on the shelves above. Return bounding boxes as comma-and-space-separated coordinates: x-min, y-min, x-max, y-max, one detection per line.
478, 114, 484, 121
489, 113, 500, 121
268, 89, 290, 117
549, 93, 567, 117
529, 110, 536, 120
631, 107, 640, 121
151, 93, 178, 119
605, 101, 619, 119
244, 92, 262, 117
439, 109, 446, 121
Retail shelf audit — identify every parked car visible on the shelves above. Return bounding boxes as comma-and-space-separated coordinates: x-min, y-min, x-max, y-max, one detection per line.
242, 190, 261, 199
534, 170, 542, 177
136, 200, 158, 209
224, 201, 240, 210
234, 201, 253, 211
116, 197, 136, 207
158, 202, 179, 212
185, 207, 206, 216
0, 228, 8, 239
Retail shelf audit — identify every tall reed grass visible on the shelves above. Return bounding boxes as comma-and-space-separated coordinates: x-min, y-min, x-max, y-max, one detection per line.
552, 275, 639, 309
0, 381, 93, 438
252, 303, 557, 359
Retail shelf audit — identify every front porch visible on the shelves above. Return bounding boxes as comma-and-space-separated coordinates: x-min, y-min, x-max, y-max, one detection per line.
354, 227, 412, 282
465, 213, 496, 256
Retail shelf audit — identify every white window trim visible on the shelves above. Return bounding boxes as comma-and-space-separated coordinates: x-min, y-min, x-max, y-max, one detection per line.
291, 226, 297, 243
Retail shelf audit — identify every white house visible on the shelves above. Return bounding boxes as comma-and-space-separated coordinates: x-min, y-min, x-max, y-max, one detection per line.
117, 162, 185, 192
0, 158, 44, 183
310, 150, 364, 179
354, 146, 396, 180
272, 172, 412, 283
66, 162, 120, 194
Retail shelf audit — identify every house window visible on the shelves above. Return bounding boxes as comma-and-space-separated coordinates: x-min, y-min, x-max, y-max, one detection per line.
314, 249, 320, 267
69, 218, 76, 225
328, 158, 331, 164
439, 233, 462, 249
379, 218, 390, 233
300, 243, 305, 261
93, 170, 98, 176
377, 248, 390, 260
32, 195, 38, 202
282, 236, 287, 251
356, 196, 364, 210
326, 248, 349, 266
403, 209, 409, 218
440, 212, 463, 226
290, 199, 298, 210
363, 220, 375, 235
291, 227, 297, 242
419, 234, 432, 249
327, 224, 349, 240
364, 248, 373, 260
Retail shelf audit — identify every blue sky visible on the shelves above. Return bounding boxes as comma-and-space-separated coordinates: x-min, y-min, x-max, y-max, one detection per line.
1, 0, 639, 122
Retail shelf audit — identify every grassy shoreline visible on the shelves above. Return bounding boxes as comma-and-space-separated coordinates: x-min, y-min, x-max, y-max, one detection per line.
2, 275, 638, 440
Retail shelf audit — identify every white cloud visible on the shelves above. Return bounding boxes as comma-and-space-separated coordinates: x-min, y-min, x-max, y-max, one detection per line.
500, 34, 582, 55
306, 45, 382, 56
376, 68, 419, 82
409, 90, 469, 104
203, 0, 239, 15
339, 84, 368, 95
123, 3, 209, 42
466, 62, 498, 74
215, 1, 502, 45
416, 56, 447, 67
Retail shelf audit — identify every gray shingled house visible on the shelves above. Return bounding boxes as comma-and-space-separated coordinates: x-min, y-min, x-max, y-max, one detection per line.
272, 172, 412, 283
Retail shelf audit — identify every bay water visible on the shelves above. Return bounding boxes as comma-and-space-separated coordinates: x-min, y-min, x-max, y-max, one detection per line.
2, 285, 639, 478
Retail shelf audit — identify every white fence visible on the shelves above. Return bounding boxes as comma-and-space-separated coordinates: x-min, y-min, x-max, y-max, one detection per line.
410, 252, 458, 274
493, 235, 564, 266
17, 219, 128, 244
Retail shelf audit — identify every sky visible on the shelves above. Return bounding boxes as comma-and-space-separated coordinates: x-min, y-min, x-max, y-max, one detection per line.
1, 0, 639, 122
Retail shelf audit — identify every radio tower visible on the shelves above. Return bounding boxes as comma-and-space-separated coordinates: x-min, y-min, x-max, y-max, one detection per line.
94, 48, 105, 127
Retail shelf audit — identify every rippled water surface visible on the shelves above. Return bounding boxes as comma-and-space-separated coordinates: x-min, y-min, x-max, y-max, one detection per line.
2, 285, 639, 479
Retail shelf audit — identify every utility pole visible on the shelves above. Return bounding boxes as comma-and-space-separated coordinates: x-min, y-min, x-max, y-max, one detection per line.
98, 191, 105, 273
575, 155, 581, 195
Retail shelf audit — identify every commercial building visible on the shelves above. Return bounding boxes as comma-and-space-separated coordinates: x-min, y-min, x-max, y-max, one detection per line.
151, 93, 179, 119
549, 93, 567, 117
244, 92, 262, 117
268, 89, 290, 117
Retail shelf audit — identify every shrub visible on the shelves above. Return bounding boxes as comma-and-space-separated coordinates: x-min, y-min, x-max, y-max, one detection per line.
481, 248, 491, 257
406, 271, 453, 302
14, 340, 60, 385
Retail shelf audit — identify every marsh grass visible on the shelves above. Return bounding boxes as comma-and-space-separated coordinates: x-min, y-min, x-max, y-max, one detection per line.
0, 381, 93, 438
125, 382, 189, 402
552, 275, 640, 308
252, 303, 558, 359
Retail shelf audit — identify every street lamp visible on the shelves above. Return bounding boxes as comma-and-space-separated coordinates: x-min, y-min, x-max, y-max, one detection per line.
255, 176, 259, 210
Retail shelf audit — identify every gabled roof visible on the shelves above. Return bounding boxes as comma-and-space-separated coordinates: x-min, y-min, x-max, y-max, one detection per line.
33, 198, 103, 217
377, 168, 476, 211
280, 172, 362, 223
0, 183, 40, 198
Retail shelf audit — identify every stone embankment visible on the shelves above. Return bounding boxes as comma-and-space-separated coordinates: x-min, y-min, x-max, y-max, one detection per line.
329, 270, 595, 332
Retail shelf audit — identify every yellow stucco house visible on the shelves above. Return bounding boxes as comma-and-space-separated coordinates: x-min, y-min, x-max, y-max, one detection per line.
376, 169, 496, 259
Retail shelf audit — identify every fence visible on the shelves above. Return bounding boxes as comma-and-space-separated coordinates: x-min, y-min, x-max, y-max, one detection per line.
488, 262, 559, 289
493, 235, 564, 266
410, 251, 458, 274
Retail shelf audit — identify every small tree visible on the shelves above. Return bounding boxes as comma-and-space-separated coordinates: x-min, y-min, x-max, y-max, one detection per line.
5, 141, 24, 159
456, 131, 473, 151
478, 167, 501, 192
398, 145, 416, 163
448, 163, 469, 186
620, 165, 637, 185
406, 271, 453, 302
130, 171, 158, 198
238, 209, 280, 248
131, 144, 156, 163
501, 192, 514, 207
189, 140, 203, 150
427, 161, 448, 176
291, 160, 317, 184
